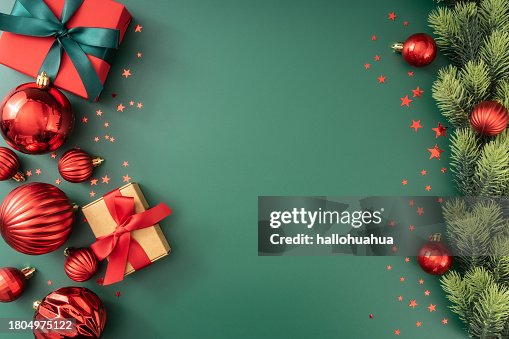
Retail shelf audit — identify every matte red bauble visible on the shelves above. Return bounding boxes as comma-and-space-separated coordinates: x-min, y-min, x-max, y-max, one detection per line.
59, 149, 104, 183
0, 147, 24, 181
470, 101, 509, 136
0, 182, 75, 255
64, 248, 99, 282
0, 267, 35, 302
0, 81, 74, 155
33, 287, 106, 339
392, 33, 437, 67
418, 239, 453, 275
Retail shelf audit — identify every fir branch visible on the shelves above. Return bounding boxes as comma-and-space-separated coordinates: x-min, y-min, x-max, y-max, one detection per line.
432, 66, 471, 127
449, 128, 480, 194
494, 80, 509, 108
460, 60, 492, 110
480, 30, 509, 85
470, 284, 509, 338
474, 134, 509, 196
479, 0, 509, 34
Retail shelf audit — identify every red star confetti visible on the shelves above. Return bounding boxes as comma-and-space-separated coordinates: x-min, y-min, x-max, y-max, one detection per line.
82, 117, 88, 123
96, 110, 103, 116
110, 137, 116, 143
442, 318, 448, 325
369, 314, 374, 319
441, 167, 447, 173
394, 329, 400, 336
404, 21, 409, 27
388, 12, 397, 21
105, 135, 110, 140
26, 170, 32, 177
409, 299, 418, 308
115, 291, 121, 298
409, 225, 415, 231
425, 185, 432, 192
374, 55, 380, 61
386, 265, 393, 270
400, 95, 413, 107
408, 71, 414, 77
123, 174, 131, 183
405, 257, 410, 263
428, 304, 436, 312
409, 200, 414, 206
137, 52, 142, 58
417, 207, 424, 215
90, 178, 98, 186
137, 102, 143, 109
419, 279, 425, 285
102, 175, 110, 184
397, 296, 403, 301
94, 137, 99, 142
416, 321, 422, 328
130, 101, 134, 106
412, 86, 424, 97
371, 35, 377, 41
438, 197, 444, 203
402, 179, 408, 186
112, 93, 117, 98
117, 103, 125, 112
134, 24, 142, 32
47, 280, 52, 286
388, 220, 396, 227
51, 153, 57, 159
428, 144, 444, 160
424, 290, 430, 296
432, 122, 447, 138
122, 69, 132, 78
421, 169, 427, 176
90, 191, 96, 197
123, 161, 129, 167
35, 169, 41, 175
364, 63, 371, 70
410, 120, 422, 132
378, 75, 386, 83
55, 179, 61, 185
400, 276, 405, 282
104, 122, 110, 128
96, 277, 104, 285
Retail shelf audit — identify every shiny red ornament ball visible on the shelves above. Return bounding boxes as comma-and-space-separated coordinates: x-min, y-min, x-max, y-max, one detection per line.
59, 149, 104, 183
0, 82, 74, 155
33, 286, 106, 339
470, 101, 509, 136
0, 147, 24, 181
0, 182, 75, 255
418, 241, 453, 275
393, 33, 437, 67
64, 248, 99, 282
0, 267, 35, 302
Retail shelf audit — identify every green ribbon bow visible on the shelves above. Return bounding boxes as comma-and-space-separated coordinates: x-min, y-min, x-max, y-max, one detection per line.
0, 0, 120, 101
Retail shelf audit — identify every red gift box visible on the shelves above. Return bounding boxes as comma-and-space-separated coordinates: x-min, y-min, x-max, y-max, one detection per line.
0, 0, 131, 100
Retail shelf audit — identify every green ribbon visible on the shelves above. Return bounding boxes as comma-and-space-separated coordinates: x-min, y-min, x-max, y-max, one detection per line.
0, 0, 120, 100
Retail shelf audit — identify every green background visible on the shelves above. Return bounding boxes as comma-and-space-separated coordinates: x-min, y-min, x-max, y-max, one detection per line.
0, 0, 466, 338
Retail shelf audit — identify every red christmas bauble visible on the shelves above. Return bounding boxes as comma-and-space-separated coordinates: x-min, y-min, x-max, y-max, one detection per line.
470, 101, 509, 136
0, 147, 24, 181
394, 33, 437, 67
0, 82, 74, 155
64, 248, 99, 282
418, 241, 453, 275
33, 286, 106, 339
59, 149, 104, 183
0, 182, 75, 255
0, 267, 35, 302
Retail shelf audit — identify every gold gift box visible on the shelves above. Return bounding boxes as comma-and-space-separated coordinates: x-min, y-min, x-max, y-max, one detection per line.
82, 183, 171, 276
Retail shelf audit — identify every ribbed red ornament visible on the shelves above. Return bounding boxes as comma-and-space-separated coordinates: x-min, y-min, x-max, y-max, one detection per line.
0, 183, 75, 255
0, 267, 35, 302
58, 149, 104, 183
392, 33, 437, 67
33, 287, 107, 339
64, 248, 99, 282
470, 101, 509, 136
0, 147, 24, 181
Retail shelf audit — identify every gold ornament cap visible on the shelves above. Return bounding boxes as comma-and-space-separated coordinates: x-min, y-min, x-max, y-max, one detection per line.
72, 204, 79, 213
36, 72, 51, 89
391, 42, 404, 53
21, 267, 36, 280
12, 171, 25, 182
33, 300, 41, 311
92, 156, 104, 168
430, 233, 442, 242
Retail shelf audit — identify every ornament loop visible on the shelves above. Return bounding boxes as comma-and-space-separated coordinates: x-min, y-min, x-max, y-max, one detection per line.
391, 42, 404, 52
21, 267, 36, 279
36, 72, 51, 89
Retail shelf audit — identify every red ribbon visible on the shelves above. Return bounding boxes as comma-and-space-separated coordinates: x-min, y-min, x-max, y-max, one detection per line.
90, 189, 172, 285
